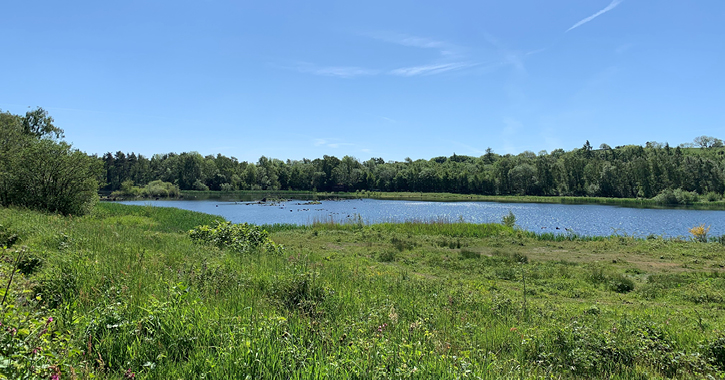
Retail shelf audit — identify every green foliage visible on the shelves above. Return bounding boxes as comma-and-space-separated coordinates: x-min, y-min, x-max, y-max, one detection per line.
189, 220, 283, 254
608, 274, 635, 293
459, 248, 480, 259
192, 179, 209, 191
100, 136, 725, 200
0, 224, 19, 248
145, 180, 180, 197
112, 179, 180, 198
4, 203, 725, 378
501, 210, 516, 228
270, 259, 330, 316
0, 108, 101, 215
652, 188, 701, 205
377, 250, 397, 262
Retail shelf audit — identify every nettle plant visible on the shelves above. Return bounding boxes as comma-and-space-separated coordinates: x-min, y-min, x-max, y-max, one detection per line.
189, 221, 283, 254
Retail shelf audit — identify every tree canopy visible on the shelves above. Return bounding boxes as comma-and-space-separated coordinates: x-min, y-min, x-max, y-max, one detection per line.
0, 108, 101, 215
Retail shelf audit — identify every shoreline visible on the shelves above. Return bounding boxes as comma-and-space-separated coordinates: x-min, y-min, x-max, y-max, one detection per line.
172, 190, 725, 210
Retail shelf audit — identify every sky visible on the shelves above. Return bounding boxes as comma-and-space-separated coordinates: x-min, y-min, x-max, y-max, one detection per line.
1, 1, 723, 163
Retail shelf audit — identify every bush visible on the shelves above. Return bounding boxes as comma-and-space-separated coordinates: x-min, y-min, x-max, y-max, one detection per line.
189, 221, 283, 254
608, 274, 635, 293
501, 211, 516, 228
0, 109, 101, 215
145, 180, 180, 198
652, 188, 700, 205
705, 191, 723, 202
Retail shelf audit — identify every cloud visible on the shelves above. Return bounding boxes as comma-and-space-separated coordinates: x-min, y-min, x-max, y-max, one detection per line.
295, 63, 379, 78
292, 33, 479, 79
389, 62, 474, 77
566, 0, 624, 32
367, 32, 449, 51
313, 138, 354, 149
313, 66, 379, 78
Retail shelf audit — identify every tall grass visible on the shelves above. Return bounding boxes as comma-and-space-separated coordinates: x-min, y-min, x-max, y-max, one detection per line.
1, 203, 725, 378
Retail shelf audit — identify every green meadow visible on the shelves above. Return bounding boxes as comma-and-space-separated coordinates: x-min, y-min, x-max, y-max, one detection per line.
2, 203, 725, 379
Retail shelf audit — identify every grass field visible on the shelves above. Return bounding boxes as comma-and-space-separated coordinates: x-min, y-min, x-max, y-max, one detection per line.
2, 203, 725, 379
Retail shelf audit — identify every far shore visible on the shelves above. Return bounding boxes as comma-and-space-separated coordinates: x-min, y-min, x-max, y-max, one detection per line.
158, 190, 725, 210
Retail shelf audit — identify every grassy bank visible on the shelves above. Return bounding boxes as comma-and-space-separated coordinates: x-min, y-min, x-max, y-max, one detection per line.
2, 204, 725, 378
180, 190, 725, 210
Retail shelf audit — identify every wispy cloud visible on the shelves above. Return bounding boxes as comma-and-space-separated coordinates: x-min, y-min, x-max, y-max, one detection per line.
367, 32, 449, 51
566, 0, 624, 32
295, 63, 379, 78
389, 62, 474, 77
292, 33, 480, 79
313, 138, 354, 149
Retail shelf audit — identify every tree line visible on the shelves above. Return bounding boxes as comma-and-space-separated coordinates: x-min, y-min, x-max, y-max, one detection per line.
101, 138, 725, 200
4, 106, 721, 216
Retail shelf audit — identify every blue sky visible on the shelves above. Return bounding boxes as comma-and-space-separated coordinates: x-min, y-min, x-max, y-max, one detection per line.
2, 1, 723, 162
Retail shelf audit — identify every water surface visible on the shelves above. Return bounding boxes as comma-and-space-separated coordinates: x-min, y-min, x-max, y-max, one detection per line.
118, 198, 725, 238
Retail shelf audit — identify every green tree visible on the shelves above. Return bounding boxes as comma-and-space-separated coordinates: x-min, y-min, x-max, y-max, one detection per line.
0, 109, 102, 215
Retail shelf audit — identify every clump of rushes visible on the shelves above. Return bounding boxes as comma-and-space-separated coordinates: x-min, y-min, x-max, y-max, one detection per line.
189, 221, 283, 254
689, 224, 710, 243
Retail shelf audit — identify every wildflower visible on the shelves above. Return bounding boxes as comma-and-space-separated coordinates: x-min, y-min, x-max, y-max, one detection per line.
124, 368, 136, 379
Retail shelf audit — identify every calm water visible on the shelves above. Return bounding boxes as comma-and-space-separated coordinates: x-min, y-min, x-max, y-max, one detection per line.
118, 198, 725, 238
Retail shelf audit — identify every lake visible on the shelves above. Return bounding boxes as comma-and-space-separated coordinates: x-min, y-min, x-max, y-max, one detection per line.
117, 198, 725, 238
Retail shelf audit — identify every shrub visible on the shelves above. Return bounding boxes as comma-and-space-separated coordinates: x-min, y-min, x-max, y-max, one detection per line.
501, 211, 516, 228
652, 188, 700, 205
0, 109, 101, 215
144, 180, 180, 198
705, 191, 723, 202
189, 221, 283, 254
608, 274, 635, 293
689, 224, 710, 243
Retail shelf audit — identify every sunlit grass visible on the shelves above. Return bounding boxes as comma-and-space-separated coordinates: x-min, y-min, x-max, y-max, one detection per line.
1, 203, 725, 378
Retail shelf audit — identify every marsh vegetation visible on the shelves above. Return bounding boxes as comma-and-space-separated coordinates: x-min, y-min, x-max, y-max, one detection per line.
2, 204, 725, 378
